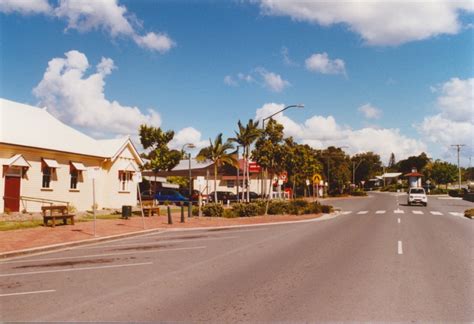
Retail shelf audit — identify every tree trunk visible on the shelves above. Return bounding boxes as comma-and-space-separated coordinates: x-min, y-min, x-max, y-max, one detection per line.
246, 147, 250, 203
214, 164, 218, 203
265, 171, 274, 215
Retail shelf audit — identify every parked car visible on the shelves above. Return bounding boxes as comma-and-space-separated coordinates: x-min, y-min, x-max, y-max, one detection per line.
154, 189, 189, 205
140, 190, 156, 201
208, 191, 237, 203
407, 187, 427, 206
238, 191, 261, 201
178, 189, 208, 204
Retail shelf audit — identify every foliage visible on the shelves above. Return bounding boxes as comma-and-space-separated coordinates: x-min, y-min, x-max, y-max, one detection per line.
139, 125, 182, 190
223, 209, 238, 218
351, 152, 383, 184
426, 160, 458, 188
448, 189, 464, 197
317, 146, 351, 194
0, 220, 44, 231
388, 152, 396, 170
231, 202, 265, 217
428, 188, 448, 195
351, 190, 367, 196
167, 176, 188, 188
197, 133, 237, 203
380, 184, 405, 192
321, 205, 333, 213
230, 119, 261, 202
395, 152, 430, 174
464, 209, 474, 218
201, 203, 224, 217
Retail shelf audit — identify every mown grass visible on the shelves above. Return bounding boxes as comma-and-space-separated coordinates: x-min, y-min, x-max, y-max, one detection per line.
0, 219, 44, 231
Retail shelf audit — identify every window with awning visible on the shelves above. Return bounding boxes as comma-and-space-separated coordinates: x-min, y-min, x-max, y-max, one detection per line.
41, 158, 59, 189
70, 162, 87, 189
42, 158, 60, 168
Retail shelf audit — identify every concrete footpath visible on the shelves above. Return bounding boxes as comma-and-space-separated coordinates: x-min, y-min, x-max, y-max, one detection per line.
0, 212, 329, 259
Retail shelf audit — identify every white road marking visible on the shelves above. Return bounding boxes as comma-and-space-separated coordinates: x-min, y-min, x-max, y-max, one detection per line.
341, 211, 352, 215
438, 197, 462, 200
449, 212, 464, 217
0, 262, 153, 278
398, 241, 403, 255
0, 246, 206, 265
397, 218, 401, 224
430, 211, 443, 215
394, 209, 404, 214
0, 289, 56, 297
357, 211, 368, 215
412, 210, 424, 215
375, 210, 386, 214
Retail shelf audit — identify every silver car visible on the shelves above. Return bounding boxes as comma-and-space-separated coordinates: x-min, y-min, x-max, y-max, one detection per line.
408, 187, 428, 206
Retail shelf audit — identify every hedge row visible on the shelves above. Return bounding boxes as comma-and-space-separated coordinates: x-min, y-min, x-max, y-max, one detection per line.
193, 200, 333, 217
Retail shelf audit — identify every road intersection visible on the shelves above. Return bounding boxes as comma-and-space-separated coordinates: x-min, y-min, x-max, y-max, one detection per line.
1, 192, 472, 322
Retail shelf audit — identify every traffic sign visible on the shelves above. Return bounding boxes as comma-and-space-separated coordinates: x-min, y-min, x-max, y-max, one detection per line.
312, 174, 322, 184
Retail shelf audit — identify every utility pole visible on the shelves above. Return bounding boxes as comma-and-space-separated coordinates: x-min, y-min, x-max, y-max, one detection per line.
451, 144, 465, 190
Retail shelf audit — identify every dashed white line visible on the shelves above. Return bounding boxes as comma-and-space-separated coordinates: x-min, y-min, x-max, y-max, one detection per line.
412, 210, 424, 215
375, 210, 386, 214
357, 211, 368, 215
394, 209, 404, 214
449, 212, 464, 217
398, 241, 403, 255
397, 218, 401, 224
0, 262, 153, 278
430, 211, 443, 215
0, 289, 56, 297
341, 211, 352, 215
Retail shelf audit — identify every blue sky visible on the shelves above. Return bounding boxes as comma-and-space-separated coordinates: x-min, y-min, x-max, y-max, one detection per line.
1, 0, 473, 165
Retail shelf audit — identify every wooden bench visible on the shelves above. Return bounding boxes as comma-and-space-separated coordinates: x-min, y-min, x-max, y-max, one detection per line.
42, 205, 75, 227
142, 201, 160, 217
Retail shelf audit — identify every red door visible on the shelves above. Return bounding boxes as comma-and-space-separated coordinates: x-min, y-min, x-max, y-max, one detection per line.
4, 176, 21, 212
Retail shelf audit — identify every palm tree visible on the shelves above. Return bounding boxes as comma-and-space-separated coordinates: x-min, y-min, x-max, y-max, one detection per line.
230, 119, 261, 202
197, 133, 237, 203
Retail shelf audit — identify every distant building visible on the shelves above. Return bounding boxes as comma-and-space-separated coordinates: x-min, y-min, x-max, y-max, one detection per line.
0, 98, 142, 213
404, 168, 423, 188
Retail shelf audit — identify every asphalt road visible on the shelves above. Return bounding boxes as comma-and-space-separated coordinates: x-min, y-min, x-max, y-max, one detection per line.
1, 192, 472, 322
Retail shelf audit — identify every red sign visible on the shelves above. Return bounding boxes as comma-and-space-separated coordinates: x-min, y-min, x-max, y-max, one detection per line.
248, 162, 261, 173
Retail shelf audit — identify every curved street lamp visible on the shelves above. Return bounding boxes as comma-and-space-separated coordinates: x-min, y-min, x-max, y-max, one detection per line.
261, 104, 304, 129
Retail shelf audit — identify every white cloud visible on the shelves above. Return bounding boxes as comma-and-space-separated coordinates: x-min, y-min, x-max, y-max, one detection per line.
305, 52, 346, 76
281, 46, 298, 66
1, 0, 175, 53
257, 0, 474, 46
255, 103, 426, 162
133, 32, 175, 53
33, 50, 162, 136
0, 0, 51, 14
169, 127, 208, 151
224, 75, 238, 86
237, 73, 254, 83
419, 77, 474, 158
358, 103, 382, 119
257, 68, 290, 92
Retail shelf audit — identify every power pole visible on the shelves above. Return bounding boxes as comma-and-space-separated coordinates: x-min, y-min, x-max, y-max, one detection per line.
451, 144, 465, 190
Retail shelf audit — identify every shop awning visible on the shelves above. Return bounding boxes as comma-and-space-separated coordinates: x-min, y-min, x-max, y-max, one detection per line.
43, 158, 60, 168
71, 161, 87, 171
3, 154, 31, 168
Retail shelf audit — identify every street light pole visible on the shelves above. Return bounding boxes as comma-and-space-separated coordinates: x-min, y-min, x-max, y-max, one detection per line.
260, 104, 304, 199
451, 144, 465, 190
352, 159, 364, 187
182, 143, 196, 217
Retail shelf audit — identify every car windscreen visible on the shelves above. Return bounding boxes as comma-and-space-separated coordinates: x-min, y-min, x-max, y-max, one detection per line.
410, 188, 425, 194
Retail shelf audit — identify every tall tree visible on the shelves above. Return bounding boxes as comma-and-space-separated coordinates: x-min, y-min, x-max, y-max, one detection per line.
429, 160, 458, 189
317, 147, 351, 194
139, 125, 182, 191
196, 133, 237, 203
351, 152, 383, 184
396, 152, 431, 174
230, 119, 260, 202
388, 153, 396, 170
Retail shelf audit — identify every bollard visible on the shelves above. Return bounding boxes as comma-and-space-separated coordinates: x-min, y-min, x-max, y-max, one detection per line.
167, 206, 173, 224
180, 204, 185, 223
188, 201, 192, 218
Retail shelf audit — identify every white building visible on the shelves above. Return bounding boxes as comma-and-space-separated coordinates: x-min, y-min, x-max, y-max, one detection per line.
0, 98, 142, 213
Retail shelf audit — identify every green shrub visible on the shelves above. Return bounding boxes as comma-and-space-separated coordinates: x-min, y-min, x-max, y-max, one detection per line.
192, 206, 199, 216
223, 209, 237, 218
231, 202, 265, 217
428, 188, 448, 195
202, 203, 224, 217
267, 201, 289, 215
321, 204, 333, 213
304, 202, 322, 214
464, 208, 474, 218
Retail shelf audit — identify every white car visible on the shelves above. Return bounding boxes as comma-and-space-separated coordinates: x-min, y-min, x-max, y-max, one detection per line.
407, 187, 428, 206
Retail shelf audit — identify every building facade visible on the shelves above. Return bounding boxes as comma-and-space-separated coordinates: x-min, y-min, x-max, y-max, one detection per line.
0, 98, 142, 213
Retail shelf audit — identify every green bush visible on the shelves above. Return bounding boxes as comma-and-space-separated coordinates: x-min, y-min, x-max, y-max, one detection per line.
321, 204, 333, 213
231, 202, 265, 217
202, 203, 224, 217
448, 189, 464, 197
428, 188, 448, 195
267, 201, 290, 215
223, 209, 237, 218
304, 202, 322, 214
464, 208, 474, 218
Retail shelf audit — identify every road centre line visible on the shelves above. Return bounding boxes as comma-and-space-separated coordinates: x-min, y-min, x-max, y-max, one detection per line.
357, 211, 368, 215
449, 212, 464, 217
0, 246, 206, 265
341, 211, 352, 215
394, 209, 404, 214
430, 211, 443, 215
375, 210, 386, 214
0, 289, 56, 297
0, 262, 153, 278
79, 236, 239, 250
412, 210, 424, 215
398, 218, 401, 224
398, 241, 403, 255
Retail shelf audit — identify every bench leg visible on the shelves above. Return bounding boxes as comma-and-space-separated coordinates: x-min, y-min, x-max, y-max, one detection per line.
63, 218, 67, 225
52, 217, 55, 228
71, 217, 74, 225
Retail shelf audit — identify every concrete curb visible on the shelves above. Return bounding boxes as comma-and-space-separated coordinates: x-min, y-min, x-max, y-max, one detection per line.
0, 212, 341, 260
